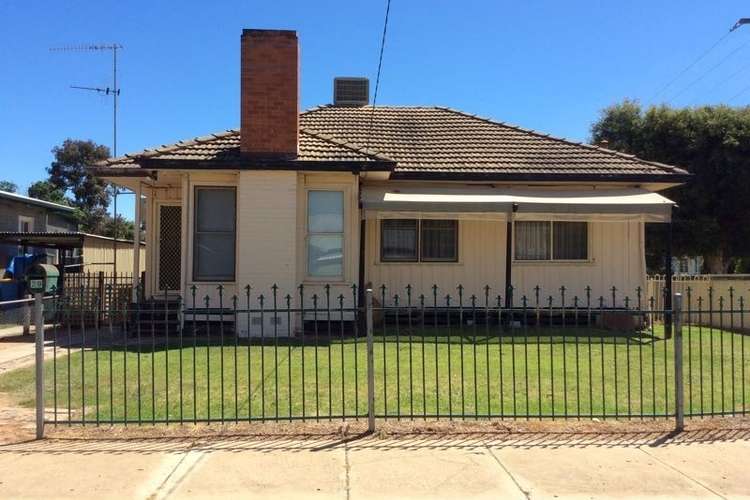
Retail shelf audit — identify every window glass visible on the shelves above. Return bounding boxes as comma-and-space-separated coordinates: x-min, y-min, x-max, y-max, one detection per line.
381, 219, 418, 261
196, 188, 235, 232
553, 222, 588, 260
193, 187, 236, 281
307, 191, 344, 277
421, 220, 458, 261
515, 221, 550, 260
308, 235, 344, 277
308, 191, 343, 233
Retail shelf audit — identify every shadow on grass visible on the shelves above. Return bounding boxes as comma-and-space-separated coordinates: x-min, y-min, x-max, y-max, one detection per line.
46, 325, 664, 353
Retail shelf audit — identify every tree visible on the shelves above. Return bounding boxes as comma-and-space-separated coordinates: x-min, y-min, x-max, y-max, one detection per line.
0, 180, 18, 193
101, 214, 134, 241
591, 101, 750, 273
47, 139, 112, 233
48, 139, 111, 212
27, 180, 68, 205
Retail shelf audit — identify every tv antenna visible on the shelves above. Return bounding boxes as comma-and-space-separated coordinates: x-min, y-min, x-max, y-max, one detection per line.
50, 43, 122, 156
51, 43, 128, 274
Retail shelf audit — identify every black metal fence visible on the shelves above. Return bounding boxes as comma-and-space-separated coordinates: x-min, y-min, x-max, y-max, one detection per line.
61, 272, 134, 325
29, 283, 750, 429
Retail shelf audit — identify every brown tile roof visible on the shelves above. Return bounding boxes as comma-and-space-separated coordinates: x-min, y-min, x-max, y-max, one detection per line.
99, 129, 390, 169
98, 106, 688, 180
301, 106, 687, 179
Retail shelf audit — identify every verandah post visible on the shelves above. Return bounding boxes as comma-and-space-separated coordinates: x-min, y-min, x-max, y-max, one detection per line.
504, 203, 518, 311
366, 288, 375, 432
673, 292, 684, 431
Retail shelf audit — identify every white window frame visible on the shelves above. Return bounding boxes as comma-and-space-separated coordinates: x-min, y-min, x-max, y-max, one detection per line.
306, 189, 345, 280
18, 215, 34, 232
192, 186, 237, 283
513, 221, 590, 263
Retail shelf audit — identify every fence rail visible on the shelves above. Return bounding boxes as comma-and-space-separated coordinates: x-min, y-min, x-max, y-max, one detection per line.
25, 282, 750, 434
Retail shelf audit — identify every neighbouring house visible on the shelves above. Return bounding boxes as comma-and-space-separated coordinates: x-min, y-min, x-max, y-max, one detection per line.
91, 29, 689, 336
0, 189, 77, 267
672, 256, 704, 276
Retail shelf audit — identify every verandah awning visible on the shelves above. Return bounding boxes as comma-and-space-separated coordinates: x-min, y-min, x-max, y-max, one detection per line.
361, 186, 675, 222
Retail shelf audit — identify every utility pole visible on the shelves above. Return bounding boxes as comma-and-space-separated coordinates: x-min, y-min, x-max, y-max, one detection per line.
730, 18, 750, 32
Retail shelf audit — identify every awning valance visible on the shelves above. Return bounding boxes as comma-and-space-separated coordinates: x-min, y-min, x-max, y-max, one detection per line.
361, 186, 675, 222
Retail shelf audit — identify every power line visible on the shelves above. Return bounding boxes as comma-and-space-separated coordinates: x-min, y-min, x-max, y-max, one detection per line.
367, 0, 392, 149
667, 38, 750, 104
648, 30, 732, 103
728, 82, 750, 102
694, 59, 750, 104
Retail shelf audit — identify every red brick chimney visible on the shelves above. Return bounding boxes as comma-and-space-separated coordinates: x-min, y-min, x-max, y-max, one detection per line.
240, 29, 299, 158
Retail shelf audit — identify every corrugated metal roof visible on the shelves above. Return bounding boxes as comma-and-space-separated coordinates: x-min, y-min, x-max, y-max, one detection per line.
0, 190, 76, 212
0, 232, 144, 248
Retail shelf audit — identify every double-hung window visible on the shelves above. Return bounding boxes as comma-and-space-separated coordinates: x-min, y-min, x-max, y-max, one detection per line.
381, 219, 458, 262
515, 221, 588, 261
193, 187, 236, 281
307, 190, 344, 278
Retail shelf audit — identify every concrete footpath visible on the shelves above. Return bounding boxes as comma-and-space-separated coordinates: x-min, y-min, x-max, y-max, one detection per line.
0, 428, 748, 499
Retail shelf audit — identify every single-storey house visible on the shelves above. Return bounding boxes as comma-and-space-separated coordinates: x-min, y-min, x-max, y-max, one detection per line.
92, 29, 688, 336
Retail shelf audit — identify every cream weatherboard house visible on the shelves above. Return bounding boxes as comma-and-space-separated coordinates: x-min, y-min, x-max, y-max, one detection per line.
93, 29, 688, 336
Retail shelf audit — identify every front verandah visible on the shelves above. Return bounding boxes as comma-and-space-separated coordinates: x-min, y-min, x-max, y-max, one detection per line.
360, 185, 676, 310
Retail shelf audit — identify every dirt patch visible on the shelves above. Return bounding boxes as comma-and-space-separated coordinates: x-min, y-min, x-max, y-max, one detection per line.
23, 414, 749, 449
0, 393, 35, 445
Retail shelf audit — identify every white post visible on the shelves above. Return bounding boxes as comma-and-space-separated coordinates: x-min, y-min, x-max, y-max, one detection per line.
34, 293, 44, 439
366, 288, 375, 433
132, 182, 142, 302
673, 292, 685, 431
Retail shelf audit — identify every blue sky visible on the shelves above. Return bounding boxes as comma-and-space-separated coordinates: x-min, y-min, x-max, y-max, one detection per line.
1, 0, 749, 218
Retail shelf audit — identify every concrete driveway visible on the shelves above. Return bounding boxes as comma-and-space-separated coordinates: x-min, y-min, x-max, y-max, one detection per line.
0, 429, 748, 499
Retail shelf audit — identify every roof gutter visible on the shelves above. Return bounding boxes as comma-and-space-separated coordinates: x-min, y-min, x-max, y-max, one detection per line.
390, 171, 693, 184
87, 166, 157, 178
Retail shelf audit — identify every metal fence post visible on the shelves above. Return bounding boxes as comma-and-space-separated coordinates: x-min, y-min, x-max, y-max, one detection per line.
366, 288, 375, 433
34, 292, 45, 439
673, 292, 684, 431
23, 294, 31, 335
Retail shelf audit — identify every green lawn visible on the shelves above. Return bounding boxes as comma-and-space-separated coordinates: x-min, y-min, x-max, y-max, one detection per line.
1, 324, 748, 423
